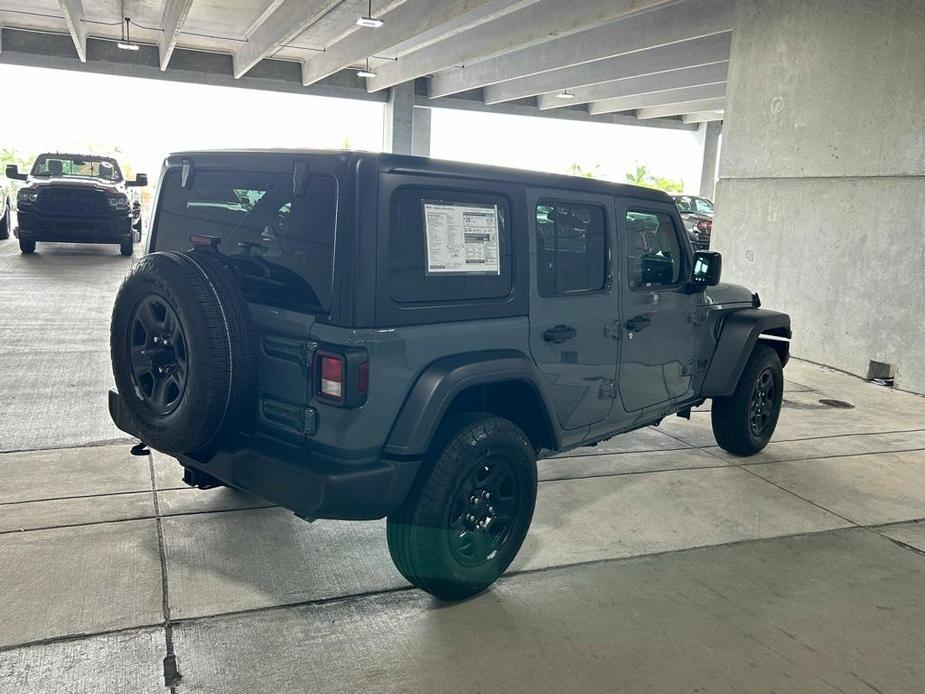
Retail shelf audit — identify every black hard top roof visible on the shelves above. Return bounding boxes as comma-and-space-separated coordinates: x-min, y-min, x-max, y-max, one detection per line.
166, 148, 673, 204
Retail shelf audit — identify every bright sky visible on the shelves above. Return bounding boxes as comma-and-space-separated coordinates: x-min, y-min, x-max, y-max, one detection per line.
0, 64, 705, 193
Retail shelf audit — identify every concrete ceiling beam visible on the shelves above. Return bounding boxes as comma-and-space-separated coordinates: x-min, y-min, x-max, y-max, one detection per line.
233, 0, 342, 79
57, 0, 86, 63
302, 0, 515, 87
428, 0, 732, 98
588, 82, 726, 115
537, 61, 727, 111
636, 97, 726, 119
482, 32, 731, 105
159, 0, 194, 71
682, 110, 725, 123
367, 0, 676, 92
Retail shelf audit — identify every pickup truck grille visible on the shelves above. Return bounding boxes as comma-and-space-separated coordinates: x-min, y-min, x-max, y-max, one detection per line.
38, 189, 109, 216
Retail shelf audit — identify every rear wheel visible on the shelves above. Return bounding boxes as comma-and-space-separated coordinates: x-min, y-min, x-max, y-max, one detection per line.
387, 413, 537, 601
711, 344, 784, 455
19, 239, 35, 254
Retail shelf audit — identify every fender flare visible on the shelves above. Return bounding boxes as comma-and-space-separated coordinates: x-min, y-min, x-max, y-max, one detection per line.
383, 349, 560, 458
702, 309, 792, 398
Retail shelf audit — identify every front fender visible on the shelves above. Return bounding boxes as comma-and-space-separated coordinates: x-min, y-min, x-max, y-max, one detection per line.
383, 350, 559, 458
702, 309, 792, 398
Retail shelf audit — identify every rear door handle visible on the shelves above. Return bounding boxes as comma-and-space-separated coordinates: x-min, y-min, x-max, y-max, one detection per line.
543, 324, 577, 344
625, 315, 652, 332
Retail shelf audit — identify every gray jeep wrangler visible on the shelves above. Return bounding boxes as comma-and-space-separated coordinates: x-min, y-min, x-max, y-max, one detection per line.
108, 150, 791, 601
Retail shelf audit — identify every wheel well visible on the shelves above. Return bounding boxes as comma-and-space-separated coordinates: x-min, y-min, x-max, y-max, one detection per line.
758, 327, 790, 367
442, 380, 556, 453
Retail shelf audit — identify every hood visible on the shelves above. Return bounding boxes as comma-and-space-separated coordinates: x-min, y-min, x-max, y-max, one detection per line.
704, 282, 754, 306
680, 212, 712, 222
25, 176, 126, 193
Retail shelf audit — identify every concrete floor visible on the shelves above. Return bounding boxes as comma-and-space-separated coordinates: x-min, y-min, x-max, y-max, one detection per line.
1, 238, 924, 693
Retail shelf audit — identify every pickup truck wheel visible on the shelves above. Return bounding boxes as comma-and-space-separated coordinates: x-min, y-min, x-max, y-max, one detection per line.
386, 413, 537, 601
110, 250, 256, 455
711, 344, 783, 455
0, 203, 9, 239
120, 241, 134, 257
19, 239, 35, 254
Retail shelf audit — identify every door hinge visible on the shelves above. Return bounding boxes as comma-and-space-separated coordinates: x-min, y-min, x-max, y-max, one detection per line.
603, 321, 622, 340
599, 379, 617, 399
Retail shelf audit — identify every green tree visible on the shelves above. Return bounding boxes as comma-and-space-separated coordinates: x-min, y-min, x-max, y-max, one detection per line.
567, 162, 601, 178
624, 162, 684, 193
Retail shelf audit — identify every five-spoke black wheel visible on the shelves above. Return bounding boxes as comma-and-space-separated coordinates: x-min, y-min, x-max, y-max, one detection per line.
387, 413, 537, 601
129, 295, 189, 416
712, 344, 784, 455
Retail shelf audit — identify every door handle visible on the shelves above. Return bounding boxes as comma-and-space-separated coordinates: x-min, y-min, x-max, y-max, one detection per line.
543, 324, 577, 344
625, 315, 652, 332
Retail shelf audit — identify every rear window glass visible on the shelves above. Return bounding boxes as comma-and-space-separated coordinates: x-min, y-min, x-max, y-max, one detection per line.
153, 169, 337, 313
389, 188, 513, 303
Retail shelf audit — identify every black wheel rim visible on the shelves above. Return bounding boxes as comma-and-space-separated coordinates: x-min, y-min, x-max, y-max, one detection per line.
446, 455, 521, 568
128, 295, 189, 416
749, 368, 776, 436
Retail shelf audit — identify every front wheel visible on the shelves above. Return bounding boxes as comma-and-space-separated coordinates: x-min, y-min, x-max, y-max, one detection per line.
19, 238, 35, 254
711, 344, 784, 455
120, 241, 134, 257
387, 414, 537, 601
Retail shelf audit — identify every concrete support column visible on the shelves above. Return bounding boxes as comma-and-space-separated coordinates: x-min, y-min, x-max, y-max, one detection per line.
412, 106, 431, 157
383, 81, 432, 156
716, 0, 925, 393
699, 121, 721, 199
383, 82, 414, 154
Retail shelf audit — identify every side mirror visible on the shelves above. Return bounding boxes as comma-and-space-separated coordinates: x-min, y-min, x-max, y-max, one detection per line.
127, 173, 148, 187
5, 164, 27, 181
692, 250, 722, 287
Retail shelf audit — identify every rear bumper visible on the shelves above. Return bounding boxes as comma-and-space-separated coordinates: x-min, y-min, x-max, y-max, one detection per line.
108, 388, 420, 521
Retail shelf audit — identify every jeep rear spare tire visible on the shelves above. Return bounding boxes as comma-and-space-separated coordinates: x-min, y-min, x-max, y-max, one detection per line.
110, 250, 256, 455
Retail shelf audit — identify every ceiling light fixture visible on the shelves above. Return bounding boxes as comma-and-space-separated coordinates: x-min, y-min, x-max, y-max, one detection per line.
357, 0, 384, 27
117, 17, 140, 50
357, 57, 377, 79
556, 89, 576, 100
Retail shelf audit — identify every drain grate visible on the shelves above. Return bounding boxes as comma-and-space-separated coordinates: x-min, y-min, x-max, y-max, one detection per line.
819, 399, 855, 409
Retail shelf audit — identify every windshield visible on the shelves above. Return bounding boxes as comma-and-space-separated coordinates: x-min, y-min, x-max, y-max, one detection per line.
674, 196, 714, 217
31, 155, 123, 182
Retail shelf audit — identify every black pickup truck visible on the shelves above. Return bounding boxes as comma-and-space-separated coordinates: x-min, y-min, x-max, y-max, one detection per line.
6, 153, 147, 255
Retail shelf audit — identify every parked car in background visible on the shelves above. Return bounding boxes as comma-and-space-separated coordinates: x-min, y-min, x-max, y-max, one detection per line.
673, 194, 714, 250
5, 153, 147, 255
0, 175, 11, 240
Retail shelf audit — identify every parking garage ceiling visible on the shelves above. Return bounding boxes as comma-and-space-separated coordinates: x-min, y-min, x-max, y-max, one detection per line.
0, 0, 728, 130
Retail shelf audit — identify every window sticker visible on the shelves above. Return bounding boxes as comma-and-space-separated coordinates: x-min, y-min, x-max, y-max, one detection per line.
423, 201, 501, 275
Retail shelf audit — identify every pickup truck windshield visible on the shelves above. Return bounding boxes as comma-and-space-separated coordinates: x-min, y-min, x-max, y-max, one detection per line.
32, 155, 123, 182
153, 168, 338, 313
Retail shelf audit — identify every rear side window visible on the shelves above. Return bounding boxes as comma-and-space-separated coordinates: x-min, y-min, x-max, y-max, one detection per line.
535, 202, 607, 296
153, 169, 337, 313
626, 210, 683, 289
389, 188, 513, 303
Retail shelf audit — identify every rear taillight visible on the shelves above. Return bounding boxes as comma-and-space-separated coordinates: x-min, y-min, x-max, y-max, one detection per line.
314, 348, 369, 407
320, 356, 344, 400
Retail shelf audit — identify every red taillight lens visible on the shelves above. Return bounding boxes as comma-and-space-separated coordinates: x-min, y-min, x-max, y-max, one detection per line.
320, 356, 344, 400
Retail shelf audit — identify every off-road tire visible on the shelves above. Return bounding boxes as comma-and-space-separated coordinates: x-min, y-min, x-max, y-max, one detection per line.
387, 413, 537, 601
110, 250, 257, 455
19, 239, 35, 254
711, 344, 783, 455
120, 241, 134, 257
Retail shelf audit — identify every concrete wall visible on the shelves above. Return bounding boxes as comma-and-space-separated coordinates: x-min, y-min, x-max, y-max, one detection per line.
714, 0, 925, 393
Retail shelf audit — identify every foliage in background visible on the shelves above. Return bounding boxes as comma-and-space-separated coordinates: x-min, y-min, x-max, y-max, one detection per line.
566, 162, 602, 178
624, 163, 684, 193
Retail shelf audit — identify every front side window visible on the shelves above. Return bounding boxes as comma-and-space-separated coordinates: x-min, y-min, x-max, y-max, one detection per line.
154, 169, 337, 312
535, 202, 607, 296
626, 210, 683, 290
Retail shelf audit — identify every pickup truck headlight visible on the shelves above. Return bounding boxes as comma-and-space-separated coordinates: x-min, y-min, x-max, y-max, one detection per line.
108, 195, 131, 212
17, 191, 38, 205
